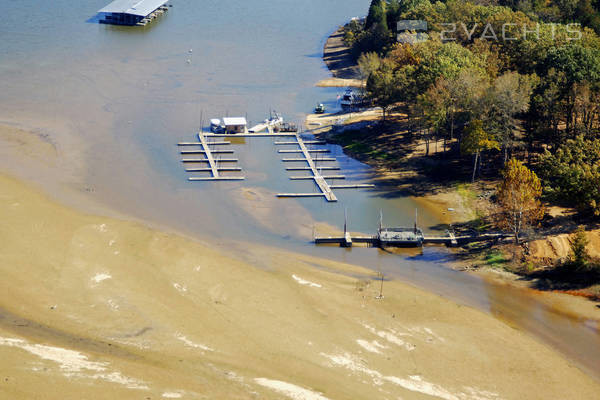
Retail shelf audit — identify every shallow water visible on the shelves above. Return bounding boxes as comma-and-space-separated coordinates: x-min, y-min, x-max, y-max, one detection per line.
0, 0, 598, 381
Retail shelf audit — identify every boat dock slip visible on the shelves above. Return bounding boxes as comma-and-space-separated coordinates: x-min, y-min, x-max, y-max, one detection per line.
178, 141, 231, 145
248, 123, 269, 133
274, 141, 325, 145
278, 149, 330, 153
178, 131, 245, 181
277, 193, 329, 198
275, 135, 338, 201
282, 157, 336, 162
315, 231, 510, 248
289, 175, 345, 180
274, 134, 375, 202
185, 167, 242, 172
181, 158, 239, 162
189, 177, 246, 181
178, 128, 373, 196
330, 184, 374, 189
206, 133, 296, 138
180, 149, 234, 154
285, 166, 340, 171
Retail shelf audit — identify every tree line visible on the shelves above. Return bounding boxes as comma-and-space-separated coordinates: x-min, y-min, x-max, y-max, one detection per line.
346, 0, 600, 220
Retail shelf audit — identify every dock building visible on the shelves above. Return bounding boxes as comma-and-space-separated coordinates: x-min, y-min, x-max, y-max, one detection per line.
222, 117, 248, 134
98, 0, 169, 26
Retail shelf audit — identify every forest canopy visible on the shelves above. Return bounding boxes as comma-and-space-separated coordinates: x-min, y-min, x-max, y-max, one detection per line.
344, 0, 600, 217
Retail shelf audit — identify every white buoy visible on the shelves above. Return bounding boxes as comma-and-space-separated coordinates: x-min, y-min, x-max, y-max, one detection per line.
188, 49, 193, 53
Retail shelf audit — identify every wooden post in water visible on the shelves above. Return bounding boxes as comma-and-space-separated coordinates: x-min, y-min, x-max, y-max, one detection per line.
376, 271, 384, 299
342, 208, 352, 247
414, 208, 418, 233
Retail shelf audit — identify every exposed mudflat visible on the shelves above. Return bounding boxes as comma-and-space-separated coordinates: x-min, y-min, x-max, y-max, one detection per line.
1, 172, 599, 399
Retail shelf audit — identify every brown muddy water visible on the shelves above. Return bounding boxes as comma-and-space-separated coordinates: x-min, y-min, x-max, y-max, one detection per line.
0, 0, 598, 382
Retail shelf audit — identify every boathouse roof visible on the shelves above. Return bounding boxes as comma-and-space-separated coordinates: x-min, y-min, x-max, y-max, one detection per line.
98, 0, 167, 16
222, 117, 247, 126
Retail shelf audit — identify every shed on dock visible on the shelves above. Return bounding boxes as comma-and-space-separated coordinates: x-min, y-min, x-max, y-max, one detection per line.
98, 0, 168, 26
378, 227, 424, 247
222, 117, 247, 134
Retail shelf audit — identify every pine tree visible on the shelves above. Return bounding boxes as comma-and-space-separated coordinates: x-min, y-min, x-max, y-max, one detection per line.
569, 226, 590, 270
365, 0, 388, 31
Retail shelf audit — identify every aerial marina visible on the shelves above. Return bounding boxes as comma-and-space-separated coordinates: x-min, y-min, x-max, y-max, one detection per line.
1, 0, 600, 398
179, 111, 374, 199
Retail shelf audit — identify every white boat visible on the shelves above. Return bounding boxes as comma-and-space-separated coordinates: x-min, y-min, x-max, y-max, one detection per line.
340, 89, 367, 109
264, 111, 283, 127
248, 111, 284, 133
210, 118, 224, 133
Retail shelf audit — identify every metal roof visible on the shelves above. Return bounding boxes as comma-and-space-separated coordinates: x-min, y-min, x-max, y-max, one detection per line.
98, 0, 167, 17
222, 117, 247, 126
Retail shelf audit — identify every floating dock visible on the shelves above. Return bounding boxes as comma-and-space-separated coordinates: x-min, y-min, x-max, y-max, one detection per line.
275, 135, 374, 202
179, 120, 375, 197
315, 231, 510, 248
178, 132, 245, 181
206, 133, 296, 138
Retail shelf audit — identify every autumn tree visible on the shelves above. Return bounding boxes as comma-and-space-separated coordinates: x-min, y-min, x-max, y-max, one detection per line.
482, 72, 534, 163
461, 119, 499, 182
419, 68, 488, 153
496, 158, 544, 243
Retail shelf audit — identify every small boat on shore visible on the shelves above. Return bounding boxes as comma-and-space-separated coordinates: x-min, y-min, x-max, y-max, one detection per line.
340, 88, 368, 109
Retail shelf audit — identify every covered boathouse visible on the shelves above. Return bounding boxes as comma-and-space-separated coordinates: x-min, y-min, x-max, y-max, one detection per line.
98, 0, 168, 26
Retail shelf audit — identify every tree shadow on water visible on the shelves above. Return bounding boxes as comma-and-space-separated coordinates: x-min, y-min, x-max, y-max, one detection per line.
520, 264, 600, 294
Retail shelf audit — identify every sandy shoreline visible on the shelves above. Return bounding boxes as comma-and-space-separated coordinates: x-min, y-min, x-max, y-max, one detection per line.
1, 170, 599, 398
317, 25, 362, 88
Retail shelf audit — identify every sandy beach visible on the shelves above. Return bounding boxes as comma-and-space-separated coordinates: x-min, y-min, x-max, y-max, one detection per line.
317, 26, 363, 88
1, 155, 600, 399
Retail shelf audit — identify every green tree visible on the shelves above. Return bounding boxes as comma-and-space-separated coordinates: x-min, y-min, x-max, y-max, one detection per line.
536, 44, 600, 137
365, 0, 388, 30
568, 226, 590, 270
366, 60, 400, 122
412, 40, 485, 94
461, 119, 500, 182
527, 69, 567, 147
496, 158, 544, 243
540, 135, 600, 215
357, 52, 382, 80
482, 72, 534, 163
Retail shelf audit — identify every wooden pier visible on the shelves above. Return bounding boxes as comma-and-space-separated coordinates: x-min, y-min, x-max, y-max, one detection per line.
206, 133, 296, 138
275, 135, 374, 202
314, 231, 510, 248
275, 136, 338, 201
179, 129, 375, 197
178, 132, 245, 181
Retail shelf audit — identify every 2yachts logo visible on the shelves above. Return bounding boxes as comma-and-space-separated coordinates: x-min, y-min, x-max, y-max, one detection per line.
397, 20, 582, 43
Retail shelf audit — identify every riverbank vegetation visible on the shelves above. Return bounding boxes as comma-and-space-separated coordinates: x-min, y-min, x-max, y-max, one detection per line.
331, 0, 600, 296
